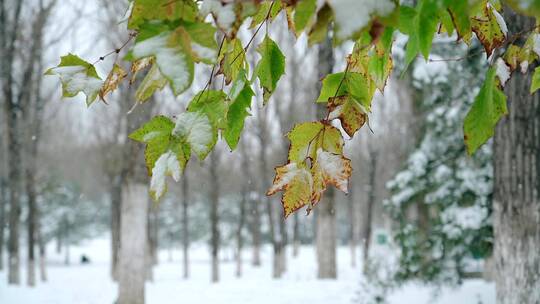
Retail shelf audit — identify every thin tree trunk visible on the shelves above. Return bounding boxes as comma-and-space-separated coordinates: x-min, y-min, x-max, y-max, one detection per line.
236, 140, 249, 277
209, 150, 220, 283
37, 219, 47, 282
0, 178, 6, 270
110, 175, 122, 280
251, 195, 261, 266
363, 150, 377, 273
347, 184, 357, 268
26, 169, 37, 286
315, 28, 337, 279
181, 172, 189, 279
494, 9, 540, 304
117, 183, 148, 304
292, 212, 300, 258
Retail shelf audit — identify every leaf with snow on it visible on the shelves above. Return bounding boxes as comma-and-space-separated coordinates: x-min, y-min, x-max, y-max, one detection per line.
495, 58, 510, 87
45, 53, 103, 106
173, 112, 215, 160
312, 149, 352, 194
327, 0, 395, 40
130, 57, 153, 84
150, 150, 182, 201
99, 64, 127, 102
267, 162, 314, 218
471, 2, 507, 57
200, 0, 236, 33
133, 28, 193, 95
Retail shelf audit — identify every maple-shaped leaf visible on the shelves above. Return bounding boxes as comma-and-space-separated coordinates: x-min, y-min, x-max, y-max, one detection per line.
99, 64, 127, 102
287, 121, 343, 163
310, 149, 352, 208
173, 112, 216, 160
327, 95, 368, 137
471, 1, 507, 57
150, 150, 182, 201
45, 54, 103, 106
255, 35, 285, 104
318, 71, 373, 114
464, 67, 507, 155
132, 26, 194, 96
266, 162, 313, 218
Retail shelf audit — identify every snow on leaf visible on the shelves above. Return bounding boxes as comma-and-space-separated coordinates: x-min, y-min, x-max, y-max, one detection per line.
495, 58, 510, 87
266, 162, 313, 218
255, 35, 285, 104
150, 150, 182, 201
530, 66, 540, 94
130, 57, 153, 84
45, 54, 103, 106
187, 90, 228, 129
128, 0, 197, 30
313, 149, 352, 193
464, 67, 507, 155
173, 112, 215, 160
133, 28, 194, 96
327, 0, 395, 40
99, 64, 127, 102
200, 0, 236, 33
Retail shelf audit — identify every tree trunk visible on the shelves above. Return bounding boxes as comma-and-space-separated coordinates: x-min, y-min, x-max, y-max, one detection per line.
363, 150, 377, 273
347, 184, 357, 268
315, 28, 337, 280
494, 9, 540, 304
209, 150, 220, 283
37, 221, 47, 282
110, 175, 122, 281
292, 212, 300, 258
181, 173, 189, 279
251, 195, 262, 266
236, 140, 249, 277
117, 183, 148, 304
26, 169, 37, 287
0, 178, 6, 270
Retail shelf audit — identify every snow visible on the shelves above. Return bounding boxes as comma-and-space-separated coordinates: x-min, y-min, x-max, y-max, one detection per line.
0, 238, 496, 304
48, 65, 103, 103
150, 150, 182, 200
495, 58, 510, 86
316, 149, 349, 193
173, 112, 213, 159
267, 162, 313, 195
133, 32, 190, 95
328, 0, 395, 40
489, 3, 508, 37
532, 33, 540, 58
200, 0, 236, 32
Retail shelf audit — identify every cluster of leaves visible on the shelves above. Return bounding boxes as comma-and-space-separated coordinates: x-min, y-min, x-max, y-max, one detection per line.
46, 0, 540, 217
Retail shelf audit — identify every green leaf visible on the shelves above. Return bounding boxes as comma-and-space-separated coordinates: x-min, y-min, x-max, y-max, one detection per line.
464, 67, 508, 155
531, 66, 540, 94
135, 63, 168, 102
128, 0, 198, 30
250, 0, 282, 28
444, 0, 471, 42
224, 73, 254, 150
416, 0, 439, 60
307, 3, 333, 46
45, 54, 103, 106
255, 35, 285, 104
132, 26, 194, 96
267, 162, 314, 218
183, 21, 218, 63
219, 38, 247, 85
287, 121, 343, 163
173, 112, 216, 160
293, 0, 316, 34
187, 90, 228, 129
317, 72, 371, 110
129, 115, 175, 143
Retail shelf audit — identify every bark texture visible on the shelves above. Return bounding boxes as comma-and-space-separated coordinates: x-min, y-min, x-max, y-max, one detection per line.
494, 9, 540, 304
209, 150, 220, 283
117, 184, 148, 304
181, 173, 189, 279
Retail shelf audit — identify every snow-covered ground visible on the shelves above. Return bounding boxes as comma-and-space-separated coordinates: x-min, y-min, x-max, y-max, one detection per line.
0, 238, 495, 304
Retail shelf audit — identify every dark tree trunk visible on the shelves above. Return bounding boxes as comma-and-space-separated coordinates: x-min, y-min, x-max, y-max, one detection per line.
181, 172, 189, 279
363, 149, 377, 273
236, 140, 249, 277
209, 150, 220, 283
0, 178, 6, 270
347, 184, 357, 268
110, 175, 122, 280
494, 9, 540, 303
315, 29, 337, 279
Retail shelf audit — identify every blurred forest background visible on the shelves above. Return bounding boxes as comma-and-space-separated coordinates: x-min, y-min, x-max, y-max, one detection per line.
0, 0, 497, 303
